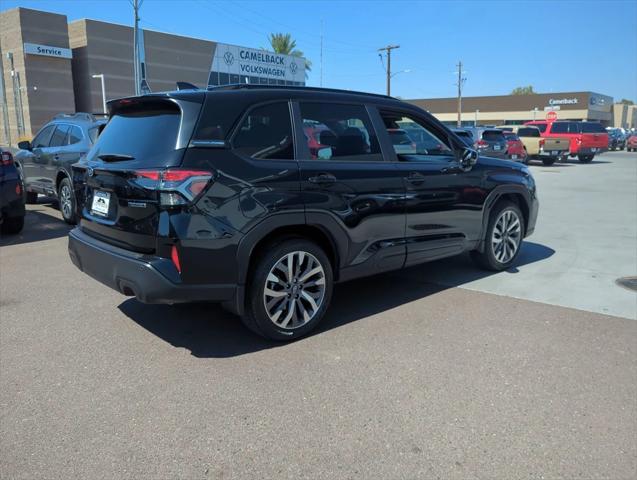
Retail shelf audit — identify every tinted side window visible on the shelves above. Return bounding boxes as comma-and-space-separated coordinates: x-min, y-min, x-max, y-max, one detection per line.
533, 123, 547, 133
32, 125, 56, 148
569, 122, 581, 133
581, 122, 606, 133
67, 125, 83, 145
49, 125, 70, 147
517, 127, 540, 137
550, 122, 569, 134
232, 102, 293, 160
300, 102, 381, 161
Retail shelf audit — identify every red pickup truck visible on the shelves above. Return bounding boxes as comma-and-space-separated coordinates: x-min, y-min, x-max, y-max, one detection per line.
524, 121, 608, 163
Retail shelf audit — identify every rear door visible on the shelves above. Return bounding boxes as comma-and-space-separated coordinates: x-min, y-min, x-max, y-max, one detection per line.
41, 124, 71, 192
580, 122, 608, 151
296, 101, 406, 277
81, 96, 202, 252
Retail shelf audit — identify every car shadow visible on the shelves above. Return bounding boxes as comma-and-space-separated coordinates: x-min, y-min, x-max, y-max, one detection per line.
118, 241, 555, 358
0, 207, 71, 247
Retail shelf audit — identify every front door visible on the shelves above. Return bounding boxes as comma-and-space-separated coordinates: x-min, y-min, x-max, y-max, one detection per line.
21, 124, 56, 188
376, 109, 485, 267
295, 101, 406, 280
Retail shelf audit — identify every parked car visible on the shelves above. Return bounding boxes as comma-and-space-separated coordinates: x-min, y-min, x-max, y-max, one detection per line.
451, 128, 473, 147
524, 121, 608, 162
0, 149, 26, 234
508, 126, 569, 165
68, 85, 538, 341
14, 113, 107, 224
606, 128, 626, 151
387, 128, 417, 154
501, 131, 527, 163
627, 134, 637, 152
461, 127, 509, 159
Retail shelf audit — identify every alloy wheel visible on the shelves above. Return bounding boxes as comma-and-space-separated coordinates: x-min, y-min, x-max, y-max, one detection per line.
60, 183, 73, 219
263, 251, 326, 330
491, 209, 522, 264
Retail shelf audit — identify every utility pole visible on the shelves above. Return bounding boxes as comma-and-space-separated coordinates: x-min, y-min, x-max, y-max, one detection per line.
132, 0, 143, 95
378, 44, 400, 96
455, 60, 466, 127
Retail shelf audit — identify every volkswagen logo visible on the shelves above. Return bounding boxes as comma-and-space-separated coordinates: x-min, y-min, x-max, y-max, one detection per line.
223, 51, 234, 66
289, 61, 298, 74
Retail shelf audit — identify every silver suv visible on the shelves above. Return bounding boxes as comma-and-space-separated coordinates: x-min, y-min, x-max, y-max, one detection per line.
462, 127, 508, 159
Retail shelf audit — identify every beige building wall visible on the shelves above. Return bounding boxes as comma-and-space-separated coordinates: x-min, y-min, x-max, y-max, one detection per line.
0, 7, 75, 145
612, 103, 637, 129
69, 19, 216, 114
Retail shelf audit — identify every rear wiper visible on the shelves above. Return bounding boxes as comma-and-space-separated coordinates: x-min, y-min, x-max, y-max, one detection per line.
98, 153, 135, 162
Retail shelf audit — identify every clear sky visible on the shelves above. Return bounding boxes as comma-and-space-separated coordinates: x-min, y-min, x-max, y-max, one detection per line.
2, 0, 636, 101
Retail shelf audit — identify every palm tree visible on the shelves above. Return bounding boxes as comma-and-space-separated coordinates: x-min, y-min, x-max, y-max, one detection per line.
267, 33, 312, 79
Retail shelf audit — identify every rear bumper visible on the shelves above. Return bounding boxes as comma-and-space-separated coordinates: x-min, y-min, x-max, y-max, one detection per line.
577, 147, 607, 155
68, 227, 238, 305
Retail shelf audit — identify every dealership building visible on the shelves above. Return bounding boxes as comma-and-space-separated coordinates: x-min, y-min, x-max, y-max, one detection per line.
1, 7, 634, 147
0, 7, 306, 145
407, 92, 637, 129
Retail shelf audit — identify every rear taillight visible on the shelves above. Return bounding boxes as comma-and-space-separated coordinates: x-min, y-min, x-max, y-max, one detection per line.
133, 169, 213, 206
1, 150, 13, 166
576, 137, 582, 144
539, 139, 545, 148
475, 139, 488, 149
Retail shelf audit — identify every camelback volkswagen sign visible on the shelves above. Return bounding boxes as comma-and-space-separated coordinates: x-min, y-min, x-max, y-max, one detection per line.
208, 43, 306, 87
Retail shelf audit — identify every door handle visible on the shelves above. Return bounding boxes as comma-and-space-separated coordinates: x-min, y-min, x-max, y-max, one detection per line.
405, 172, 426, 184
308, 173, 336, 185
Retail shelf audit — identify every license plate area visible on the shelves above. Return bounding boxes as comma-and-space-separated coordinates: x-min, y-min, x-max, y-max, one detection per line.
493, 145, 501, 151
91, 190, 111, 217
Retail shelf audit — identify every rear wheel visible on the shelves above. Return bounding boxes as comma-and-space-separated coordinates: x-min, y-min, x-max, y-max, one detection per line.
542, 157, 556, 166
25, 191, 38, 204
471, 201, 524, 271
578, 154, 594, 163
243, 238, 333, 341
1, 215, 24, 234
57, 177, 76, 224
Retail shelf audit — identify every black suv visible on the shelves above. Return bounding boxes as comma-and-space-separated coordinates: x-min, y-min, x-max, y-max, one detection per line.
68, 85, 538, 340
14, 113, 106, 224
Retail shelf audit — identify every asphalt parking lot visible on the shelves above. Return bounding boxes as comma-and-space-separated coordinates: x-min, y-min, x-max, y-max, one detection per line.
1, 151, 636, 479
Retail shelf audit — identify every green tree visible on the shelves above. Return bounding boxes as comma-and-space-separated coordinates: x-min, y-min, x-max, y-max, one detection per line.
619, 98, 634, 105
267, 33, 312, 79
511, 85, 536, 95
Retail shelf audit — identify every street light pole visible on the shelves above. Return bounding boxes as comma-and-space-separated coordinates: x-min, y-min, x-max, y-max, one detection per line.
475, 109, 479, 126
378, 44, 400, 96
92, 74, 106, 115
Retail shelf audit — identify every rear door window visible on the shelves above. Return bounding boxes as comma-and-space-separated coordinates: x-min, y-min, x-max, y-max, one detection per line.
67, 125, 83, 145
299, 102, 381, 161
580, 122, 606, 133
550, 122, 569, 134
49, 125, 70, 147
232, 102, 294, 160
87, 102, 183, 167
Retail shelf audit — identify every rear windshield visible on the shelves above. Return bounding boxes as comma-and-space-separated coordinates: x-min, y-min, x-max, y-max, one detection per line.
580, 122, 606, 133
482, 130, 505, 141
517, 127, 540, 137
503, 132, 520, 140
88, 104, 182, 167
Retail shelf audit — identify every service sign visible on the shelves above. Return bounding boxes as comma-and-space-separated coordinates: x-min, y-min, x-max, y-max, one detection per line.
210, 43, 305, 84
24, 42, 72, 59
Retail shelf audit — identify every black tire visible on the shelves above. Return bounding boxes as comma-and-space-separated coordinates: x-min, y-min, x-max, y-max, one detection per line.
242, 238, 333, 341
1, 215, 25, 234
471, 201, 525, 272
25, 191, 38, 204
578, 154, 593, 163
542, 157, 556, 166
57, 177, 77, 224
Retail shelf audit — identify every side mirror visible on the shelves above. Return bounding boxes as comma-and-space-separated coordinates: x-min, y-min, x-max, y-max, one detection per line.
18, 140, 32, 151
460, 147, 478, 169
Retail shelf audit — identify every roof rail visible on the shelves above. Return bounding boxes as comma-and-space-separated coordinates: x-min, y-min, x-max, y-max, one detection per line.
54, 112, 96, 122
206, 83, 393, 99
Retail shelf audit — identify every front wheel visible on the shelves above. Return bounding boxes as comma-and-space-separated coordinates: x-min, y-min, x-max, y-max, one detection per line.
57, 177, 76, 224
542, 157, 556, 166
242, 239, 333, 341
578, 154, 594, 163
471, 201, 524, 271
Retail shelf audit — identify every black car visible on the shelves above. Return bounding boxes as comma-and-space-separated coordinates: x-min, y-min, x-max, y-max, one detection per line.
68, 85, 539, 341
0, 149, 26, 234
606, 128, 626, 151
14, 113, 106, 224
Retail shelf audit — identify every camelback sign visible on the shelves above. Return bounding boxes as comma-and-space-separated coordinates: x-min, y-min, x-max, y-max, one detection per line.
209, 43, 305, 86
